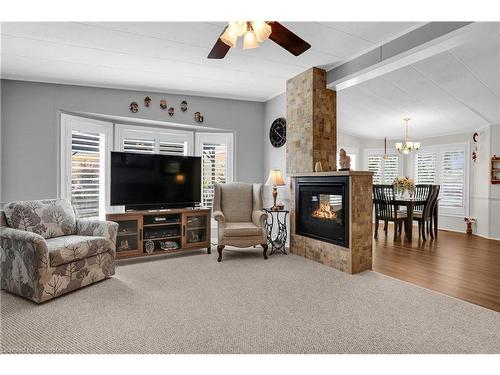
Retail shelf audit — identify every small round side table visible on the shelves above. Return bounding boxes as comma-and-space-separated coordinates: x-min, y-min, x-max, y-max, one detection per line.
264, 208, 289, 255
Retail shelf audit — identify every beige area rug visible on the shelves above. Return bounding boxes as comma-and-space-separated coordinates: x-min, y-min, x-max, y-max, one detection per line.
1, 248, 499, 353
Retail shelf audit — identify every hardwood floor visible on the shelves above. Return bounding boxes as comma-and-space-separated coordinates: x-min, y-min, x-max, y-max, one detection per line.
373, 225, 500, 312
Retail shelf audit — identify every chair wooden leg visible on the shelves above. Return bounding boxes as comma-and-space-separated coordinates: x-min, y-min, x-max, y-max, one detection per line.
393, 222, 398, 241
418, 221, 422, 239
261, 244, 268, 260
384, 220, 388, 236
422, 221, 427, 241
429, 220, 435, 239
374, 218, 379, 239
398, 221, 403, 237
217, 245, 224, 262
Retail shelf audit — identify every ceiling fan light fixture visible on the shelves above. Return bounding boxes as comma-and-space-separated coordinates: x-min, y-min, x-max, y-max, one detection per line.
252, 21, 272, 42
243, 29, 259, 49
220, 27, 238, 47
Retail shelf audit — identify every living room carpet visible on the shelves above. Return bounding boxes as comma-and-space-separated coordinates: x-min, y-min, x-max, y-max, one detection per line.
1, 248, 499, 354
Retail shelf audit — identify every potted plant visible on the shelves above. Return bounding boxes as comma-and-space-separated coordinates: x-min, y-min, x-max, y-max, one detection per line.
393, 176, 415, 198
464, 217, 476, 235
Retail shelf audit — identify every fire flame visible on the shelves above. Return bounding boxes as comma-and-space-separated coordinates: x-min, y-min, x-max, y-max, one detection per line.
312, 202, 338, 220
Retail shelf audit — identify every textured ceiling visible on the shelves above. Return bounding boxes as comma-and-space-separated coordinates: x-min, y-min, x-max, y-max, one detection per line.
0, 21, 419, 101
337, 26, 500, 138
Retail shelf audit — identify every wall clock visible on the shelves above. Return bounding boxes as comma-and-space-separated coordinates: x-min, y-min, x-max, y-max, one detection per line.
270, 117, 286, 148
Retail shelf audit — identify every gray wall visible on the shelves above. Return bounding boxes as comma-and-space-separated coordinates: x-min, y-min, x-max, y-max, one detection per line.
1, 79, 265, 202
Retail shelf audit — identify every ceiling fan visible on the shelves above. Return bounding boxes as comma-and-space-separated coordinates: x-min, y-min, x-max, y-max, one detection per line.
208, 21, 311, 59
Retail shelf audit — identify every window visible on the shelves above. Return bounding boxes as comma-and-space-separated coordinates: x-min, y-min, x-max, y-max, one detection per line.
365, 151, 401, 184
60, 114, 112, 219
115, 125, 193, 155
413, 143, 468, 215
415, 152, 437, 184
195, 133, 234, 209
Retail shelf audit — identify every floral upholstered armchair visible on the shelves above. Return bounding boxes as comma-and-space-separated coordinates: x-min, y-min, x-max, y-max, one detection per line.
0, 199, 118, 303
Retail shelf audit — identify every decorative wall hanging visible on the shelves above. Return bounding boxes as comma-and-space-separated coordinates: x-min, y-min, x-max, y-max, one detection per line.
168, 107, 175, 116
491, 155, 500, 184
383, 137, 389, 160
129, 102, 139, 113
144, 96, 152, 107
472, 131, 478, 163
194, 112, 204, 123
160, 99, 167, 110
181, 100, 188, 112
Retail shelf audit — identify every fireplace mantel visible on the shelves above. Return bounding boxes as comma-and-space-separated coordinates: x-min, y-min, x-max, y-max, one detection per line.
290, 171, 373, 177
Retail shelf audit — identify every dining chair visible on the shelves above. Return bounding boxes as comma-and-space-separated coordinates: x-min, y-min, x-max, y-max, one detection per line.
373, 184, 407, 240
414, 184, 432, 212
413, 185, 440, 240
429, 185, 440, 237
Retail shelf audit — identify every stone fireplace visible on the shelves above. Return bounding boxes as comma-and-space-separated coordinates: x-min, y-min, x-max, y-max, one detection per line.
286, 67, 373, 274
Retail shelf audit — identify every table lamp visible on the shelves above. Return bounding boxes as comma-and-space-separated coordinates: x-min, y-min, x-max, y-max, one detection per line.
265, 169, 286, 210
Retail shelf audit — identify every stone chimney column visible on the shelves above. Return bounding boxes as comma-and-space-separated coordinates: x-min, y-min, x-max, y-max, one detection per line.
286, 67, 337, 174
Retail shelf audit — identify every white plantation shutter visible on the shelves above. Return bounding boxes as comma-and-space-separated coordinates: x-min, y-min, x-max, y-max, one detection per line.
61, 115, 111, 220
71, 130, 104, 218
440, 150, 465, 209
159, 141, 186, 155
123, 138, 155, 153
202, 142, 228, 208
196, 133, 233, 209
368, 155, 382, 184
115, 125, 193, 155
383, 155, 399, 184
366, 152, 401, 185
415, 152, 437, 184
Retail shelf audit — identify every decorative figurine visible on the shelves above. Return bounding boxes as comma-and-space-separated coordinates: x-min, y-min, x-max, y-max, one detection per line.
338, 148, 351, 171
180, 100, 188, 112
129, 102, 139, 113
144, 96, 152, 107
168, 107, 175, 116
160, 99, 167, 110
314, 161, 323, 172
194, 112, 204, 123
145, 240, 155, 254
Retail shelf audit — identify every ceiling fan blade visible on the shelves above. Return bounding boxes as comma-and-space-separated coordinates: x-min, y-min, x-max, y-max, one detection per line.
269, 22, 311, 56
208, 27, 231, 59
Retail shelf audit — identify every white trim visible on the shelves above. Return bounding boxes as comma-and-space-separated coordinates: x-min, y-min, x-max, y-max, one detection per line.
60, 113, 113, 219
194, 131, 235, 187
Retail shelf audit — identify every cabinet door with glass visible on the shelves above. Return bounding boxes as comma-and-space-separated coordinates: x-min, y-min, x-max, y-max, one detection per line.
182, 211, 210, 249
106, 214, 143, 258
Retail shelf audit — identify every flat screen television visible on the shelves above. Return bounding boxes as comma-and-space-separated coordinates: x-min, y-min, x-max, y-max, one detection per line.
111, 151, 201, 210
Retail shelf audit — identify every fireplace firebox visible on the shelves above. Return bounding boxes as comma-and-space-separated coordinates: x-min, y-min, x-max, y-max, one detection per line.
295, 176, 349, 247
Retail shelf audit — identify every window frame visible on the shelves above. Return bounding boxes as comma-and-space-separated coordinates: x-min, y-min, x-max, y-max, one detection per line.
363, 148, 403, 184
60, 113, 113, 219
410, 142, 469, 217
194, 132, 234, 209
114, 124, 194, 155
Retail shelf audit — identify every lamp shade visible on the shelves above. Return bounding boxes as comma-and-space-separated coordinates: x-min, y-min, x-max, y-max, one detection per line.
243, 29, 259, 49
265, 169, 285, 186
252, 21, 272, 42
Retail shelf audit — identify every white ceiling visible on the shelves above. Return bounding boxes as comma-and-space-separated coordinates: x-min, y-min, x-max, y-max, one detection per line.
1, 22, 499, 139
338, 25, 500, 139
0, 21, 419, 101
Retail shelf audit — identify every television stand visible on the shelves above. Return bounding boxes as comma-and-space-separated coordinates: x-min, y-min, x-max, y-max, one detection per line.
106, 207, 211, 260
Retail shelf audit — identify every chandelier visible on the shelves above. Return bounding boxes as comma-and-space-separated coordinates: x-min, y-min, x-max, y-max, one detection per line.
220, 21, 272, 50
395, 118, 421, 154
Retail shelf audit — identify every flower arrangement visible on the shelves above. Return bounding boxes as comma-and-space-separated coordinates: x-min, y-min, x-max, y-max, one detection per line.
464, 217, 476, 235
393, 176, 415, 196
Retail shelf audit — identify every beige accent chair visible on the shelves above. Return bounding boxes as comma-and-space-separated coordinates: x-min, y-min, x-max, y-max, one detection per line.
212, 182, 268, 262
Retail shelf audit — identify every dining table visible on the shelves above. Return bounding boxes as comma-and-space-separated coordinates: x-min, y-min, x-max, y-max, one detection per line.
392, 197, 439, 242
